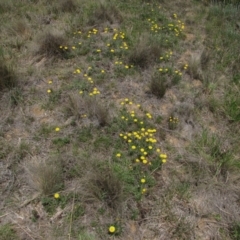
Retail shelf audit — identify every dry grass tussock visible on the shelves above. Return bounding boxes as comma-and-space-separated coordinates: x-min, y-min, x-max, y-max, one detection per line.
87, 2, 123, 26
150, 72, 167, 98
128, 34, 163, 69
36, 31, 67, 58
25, 156, 63, 195
59, 0, 77, 12
187, 53, 203, 80
0, 61, 17, 91
6, 20, 30, 37
81, 166, 123, 209
64, 93, 109, 126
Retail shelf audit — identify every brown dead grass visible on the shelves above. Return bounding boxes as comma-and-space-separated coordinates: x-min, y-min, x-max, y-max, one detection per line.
128, 34, 163, 69
36, 31, 67, 58
87, 2, 123, 26
150, 73, 167, 98
87, 166, 123, 208
25, 157, 63, 195
59, 0, 77, 13
0, 61, 17, 91
64, 94, 109, 126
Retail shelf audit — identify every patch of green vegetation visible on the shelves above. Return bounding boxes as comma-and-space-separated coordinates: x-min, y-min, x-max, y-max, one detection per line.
0, 224, 19, 240
41, 192, 78, 215
52, 137, 70, 147
0, 139, 12, 159
41, 196, 60, 215
36, 123, 54, 138
43, 89, 62, 110
93, 135, 112, 151
175, 181, 191, 200
230, 222, 240, 240
70, 203, 85, 220
224, 87, 240, 122
77, 127, 93, 143
150, 72, 167, 98
78, 231, 95, 240
193, 129, 238, 177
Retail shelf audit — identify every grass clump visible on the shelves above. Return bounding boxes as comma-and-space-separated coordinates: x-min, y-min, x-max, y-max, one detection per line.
0, 224, 18, 240
0, 61, 17, 91
78, 231, 95, 240
150, 72, 167, 98
25, 157, 63, 195
93, 102, 110, 127
187, 53, 203, 80
64, 93, 86, 120
86, 166, 123, 208
6, 20, 29, 37
87, 3, 123, 26
230, 222, 240, 240
128, 34, 163, 69
204, 0, 240, 7
0, 1, 13, 14
59, 0, 77, 12
64, 94, 109, 126
223, 86, 240, 122
193, 129, 238, 178
36, 31, 67, 58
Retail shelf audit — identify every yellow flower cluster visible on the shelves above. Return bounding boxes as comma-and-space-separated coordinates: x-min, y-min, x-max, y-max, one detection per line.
89, 87, 100, 96
158, 68, 169, 73
120, 41, 128, 50
148, 19, 161, 33
168, 116, 179, 130
174, 69, 182, 76
59, 45, 68, 50
120, 128, 157, 146
115, 98, 169, 198
169, 116, 178, 123
147, 9, 185, 37
73, 68, 81, 74
87, 28, 98, 38
159, 154, 167, 163
115, 61, 123, 65
113, 31, 125, 40
119, 103, 167, 153
146, 112, 152, 119
183, 63, 188, 70
73, 65, 103, 97
103, 27, 109, 33
159, 50, 173, 61
73, 30, 82, 35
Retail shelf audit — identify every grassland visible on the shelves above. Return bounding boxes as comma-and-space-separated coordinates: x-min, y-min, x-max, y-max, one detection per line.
0, 0, 240, 239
